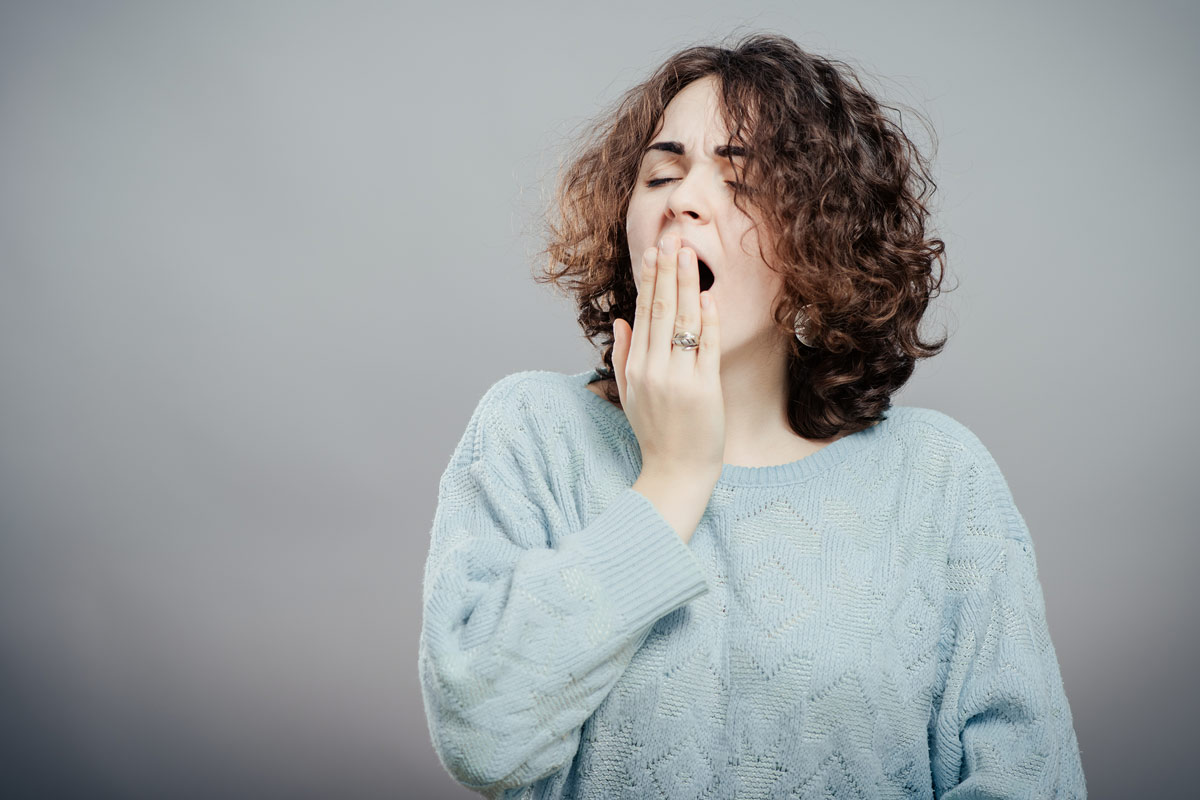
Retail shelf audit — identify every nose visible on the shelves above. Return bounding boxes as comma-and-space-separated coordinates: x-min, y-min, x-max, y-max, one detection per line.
665, 168, 713, 223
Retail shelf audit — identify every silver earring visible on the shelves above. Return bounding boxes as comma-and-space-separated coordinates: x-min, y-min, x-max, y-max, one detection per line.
794, 305, 815, 347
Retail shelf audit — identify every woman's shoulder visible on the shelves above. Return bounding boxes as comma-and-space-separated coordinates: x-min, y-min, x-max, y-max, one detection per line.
884, 405, 994, 458
885, 404, 1015, 500
467, 369, 618, 437
453, 369, 628, 477
474, 368, 597, 410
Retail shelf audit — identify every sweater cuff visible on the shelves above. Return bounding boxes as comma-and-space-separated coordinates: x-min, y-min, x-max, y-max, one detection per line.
566, 486, 710, 633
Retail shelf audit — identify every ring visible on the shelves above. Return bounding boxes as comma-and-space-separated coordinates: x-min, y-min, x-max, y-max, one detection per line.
671, 330, 700, 351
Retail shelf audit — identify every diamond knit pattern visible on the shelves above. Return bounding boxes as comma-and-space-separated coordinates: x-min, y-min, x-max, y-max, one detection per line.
418, 370, 1086, 799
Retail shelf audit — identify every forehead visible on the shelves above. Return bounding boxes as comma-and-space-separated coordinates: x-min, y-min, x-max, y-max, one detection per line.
655, 76, 729, 140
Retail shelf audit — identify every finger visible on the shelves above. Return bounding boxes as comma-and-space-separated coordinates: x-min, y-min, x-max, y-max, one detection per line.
647, 235, 679, 370
629, 246, 657, 363
697, 290, 720, 374
674, 247, 701, 364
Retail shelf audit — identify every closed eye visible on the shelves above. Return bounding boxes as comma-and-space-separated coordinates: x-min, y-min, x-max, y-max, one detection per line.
646, 177, 749, 191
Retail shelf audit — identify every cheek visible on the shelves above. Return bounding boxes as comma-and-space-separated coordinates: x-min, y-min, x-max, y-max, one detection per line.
628, 248, 647, 292
626, 199, 656, 242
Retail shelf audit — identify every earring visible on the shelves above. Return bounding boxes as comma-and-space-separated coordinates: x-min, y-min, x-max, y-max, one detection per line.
794, 305, 815, 347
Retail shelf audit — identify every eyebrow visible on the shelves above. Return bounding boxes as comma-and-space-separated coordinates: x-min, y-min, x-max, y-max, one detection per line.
644, 141, 748, 159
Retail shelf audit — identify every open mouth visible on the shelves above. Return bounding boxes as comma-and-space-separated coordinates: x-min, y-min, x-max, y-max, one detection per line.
697, 259, 715, 292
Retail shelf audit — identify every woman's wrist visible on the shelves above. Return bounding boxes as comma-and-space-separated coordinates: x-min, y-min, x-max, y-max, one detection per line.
631, 469, 718, 544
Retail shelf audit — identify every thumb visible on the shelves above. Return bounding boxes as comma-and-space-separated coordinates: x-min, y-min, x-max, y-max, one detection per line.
611, 319, 628, 406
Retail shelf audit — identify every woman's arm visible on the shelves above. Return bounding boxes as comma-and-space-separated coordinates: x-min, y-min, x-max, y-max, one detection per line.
418, 378, 710, 796
929, 453, 1087, 799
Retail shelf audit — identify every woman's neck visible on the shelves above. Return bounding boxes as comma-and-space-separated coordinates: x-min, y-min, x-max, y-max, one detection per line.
717, 354, 846, 467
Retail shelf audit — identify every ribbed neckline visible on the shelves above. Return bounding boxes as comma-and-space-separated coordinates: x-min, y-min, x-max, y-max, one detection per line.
572, 369, 896, 487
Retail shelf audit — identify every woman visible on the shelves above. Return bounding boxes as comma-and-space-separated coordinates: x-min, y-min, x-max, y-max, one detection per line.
419, 33, 1086, 799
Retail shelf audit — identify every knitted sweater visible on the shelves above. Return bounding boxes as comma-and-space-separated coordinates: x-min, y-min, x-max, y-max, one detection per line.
418, 369, 1086, 799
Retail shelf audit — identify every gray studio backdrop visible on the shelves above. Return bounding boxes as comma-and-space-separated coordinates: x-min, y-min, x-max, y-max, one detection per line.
1, 1, 1196, 798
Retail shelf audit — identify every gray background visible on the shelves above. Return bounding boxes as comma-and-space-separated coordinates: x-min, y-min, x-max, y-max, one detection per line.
1, 1, 1196, 798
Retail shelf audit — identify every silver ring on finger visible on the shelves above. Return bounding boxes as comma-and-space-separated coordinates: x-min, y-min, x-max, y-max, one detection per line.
671, 330, 700, 351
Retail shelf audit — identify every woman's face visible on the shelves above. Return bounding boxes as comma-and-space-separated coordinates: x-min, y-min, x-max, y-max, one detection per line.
626, 74, 786, 358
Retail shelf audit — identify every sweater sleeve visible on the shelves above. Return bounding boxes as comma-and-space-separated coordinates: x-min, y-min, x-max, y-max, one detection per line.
930, 451, 1087, 799
417, 377, 711, 797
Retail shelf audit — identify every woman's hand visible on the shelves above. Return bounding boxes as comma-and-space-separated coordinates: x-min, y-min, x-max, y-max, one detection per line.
611, 233, 725, 487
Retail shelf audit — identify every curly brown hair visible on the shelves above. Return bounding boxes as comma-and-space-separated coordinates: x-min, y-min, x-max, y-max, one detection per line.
531, 32, 954, 440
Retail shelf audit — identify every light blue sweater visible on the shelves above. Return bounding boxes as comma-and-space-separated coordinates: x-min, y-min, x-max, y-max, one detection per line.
418, 369, 1086, 799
